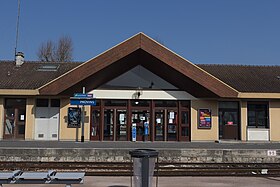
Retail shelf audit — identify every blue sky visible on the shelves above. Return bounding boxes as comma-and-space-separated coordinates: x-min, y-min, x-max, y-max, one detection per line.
0, 0, 280, 65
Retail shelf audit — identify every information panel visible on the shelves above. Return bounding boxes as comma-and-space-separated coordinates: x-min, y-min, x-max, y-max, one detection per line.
198, 109, 211, 129
68, 107, 81, 128
132, 123, 136, 142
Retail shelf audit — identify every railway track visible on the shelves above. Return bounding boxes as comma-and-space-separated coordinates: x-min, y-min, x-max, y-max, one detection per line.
0, 162, 280, 176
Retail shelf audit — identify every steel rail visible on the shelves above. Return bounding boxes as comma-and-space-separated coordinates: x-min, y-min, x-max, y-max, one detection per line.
0, 162, 279, 177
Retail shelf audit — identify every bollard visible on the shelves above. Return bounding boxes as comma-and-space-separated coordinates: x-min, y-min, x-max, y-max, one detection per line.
129, 149, 159, 187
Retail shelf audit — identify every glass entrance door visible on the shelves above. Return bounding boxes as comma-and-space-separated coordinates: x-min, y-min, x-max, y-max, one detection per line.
4, 108, 16, 139
4, 99, 26, 139
219, 110, 239, 139
132, 110, 150, 141
167, 110, 177, 141
116, 110, 127, 141
180, 110, 189, 141
102, 108, 128, 141
104, 109, 114, 141
155, 110, 164, 141
219, 102, 239, 140
91, 110, 100, 140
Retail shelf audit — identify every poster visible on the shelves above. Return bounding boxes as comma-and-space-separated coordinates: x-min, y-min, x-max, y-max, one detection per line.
198, 109, 211, 129
68, 107, 81, 128
119, 113, 125, 124
132, 123, 136, 142
20, 115, 25, 121
156, 118, 161, 124
169, 112, 175, 119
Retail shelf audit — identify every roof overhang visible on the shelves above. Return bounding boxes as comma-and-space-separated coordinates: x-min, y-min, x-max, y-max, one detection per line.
238, 92, 280, 99
0, 89, 39, 96
38, 33, 239, 98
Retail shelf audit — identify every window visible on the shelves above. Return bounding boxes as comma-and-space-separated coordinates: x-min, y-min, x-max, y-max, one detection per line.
51, 99, 60, 107
36, 99, 61, 107
37, 64, 60, 72
154, 100, 177, 107
104, 100, 127, 107
180, 101, 190, 108
5, 98, 26, 107
247, 102, 269, 128
36, 99, 48, 107
131, 100, 150, 107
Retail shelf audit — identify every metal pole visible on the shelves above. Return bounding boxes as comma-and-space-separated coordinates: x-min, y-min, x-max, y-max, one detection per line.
81, 87, 85, 142
15, 0, 21, 57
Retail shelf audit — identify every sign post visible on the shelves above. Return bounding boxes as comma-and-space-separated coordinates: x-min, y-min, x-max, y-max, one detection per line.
69, 87, 96, 142
81, 87, 85, 142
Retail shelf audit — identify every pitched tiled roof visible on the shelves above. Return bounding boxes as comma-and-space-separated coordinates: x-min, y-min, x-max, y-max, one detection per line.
198, 64, 280, 93
1, 60, 280, 93
0, 61, 81, 89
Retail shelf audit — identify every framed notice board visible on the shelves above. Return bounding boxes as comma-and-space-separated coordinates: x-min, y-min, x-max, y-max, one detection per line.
198, 109, 211, 129
68, 107, 81, 128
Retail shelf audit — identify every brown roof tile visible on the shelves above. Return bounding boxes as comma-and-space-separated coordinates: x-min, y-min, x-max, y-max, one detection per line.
198, 64, 280, 93
0, 61, 81, 89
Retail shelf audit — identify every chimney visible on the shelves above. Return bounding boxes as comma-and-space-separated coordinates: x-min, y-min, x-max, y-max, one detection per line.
15, 51, 24, 67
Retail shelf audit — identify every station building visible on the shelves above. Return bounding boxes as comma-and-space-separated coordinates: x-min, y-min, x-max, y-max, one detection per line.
1, 33, 280, 142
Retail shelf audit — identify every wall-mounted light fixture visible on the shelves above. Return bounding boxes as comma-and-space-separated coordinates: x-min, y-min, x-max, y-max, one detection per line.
133, 87, 143, 104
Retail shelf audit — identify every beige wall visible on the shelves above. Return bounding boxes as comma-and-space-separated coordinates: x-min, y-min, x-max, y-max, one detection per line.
25, 98, 35, 140
269, 101, 280, 141
191, 100, 218, 141
240, 101, 247, 141
59, 98, 91, 141
0, 98, 3, 139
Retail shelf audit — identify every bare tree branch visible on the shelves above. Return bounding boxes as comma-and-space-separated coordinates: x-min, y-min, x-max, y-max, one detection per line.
37, 36, 73, 62
37, 40, 55, 62
54, 36, 73, 62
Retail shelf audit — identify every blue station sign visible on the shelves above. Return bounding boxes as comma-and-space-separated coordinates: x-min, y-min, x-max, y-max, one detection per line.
70, 99, 96, 106
70, 93, 96, 106
74, 93, 94, 98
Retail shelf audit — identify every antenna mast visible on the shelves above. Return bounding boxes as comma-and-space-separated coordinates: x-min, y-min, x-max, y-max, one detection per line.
15, 0, 21, 58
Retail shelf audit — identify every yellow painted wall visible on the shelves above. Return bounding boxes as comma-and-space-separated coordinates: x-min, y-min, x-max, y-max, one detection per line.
240, 101, 247, 141
25, 98, 35, 140
59, 98, 91, 141
0, 98, 3, 139
269, 101, 280, 141
191, 100, 218, 141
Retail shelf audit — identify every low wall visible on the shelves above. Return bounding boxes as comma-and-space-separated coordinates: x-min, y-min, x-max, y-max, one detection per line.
0, 148, 279, 163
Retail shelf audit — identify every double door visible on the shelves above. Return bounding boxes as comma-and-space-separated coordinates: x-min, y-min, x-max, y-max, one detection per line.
103, 108, 127, 141
131, 110, 150, 141
3, 99, 26, 140
154, 110, 178, 141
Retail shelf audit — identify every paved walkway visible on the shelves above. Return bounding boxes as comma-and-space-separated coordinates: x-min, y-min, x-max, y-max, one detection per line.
4, 176, 280, 187
0, 140, 279, 150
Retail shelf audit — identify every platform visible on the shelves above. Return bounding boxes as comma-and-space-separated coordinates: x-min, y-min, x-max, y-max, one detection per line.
0, 141, 279, 163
